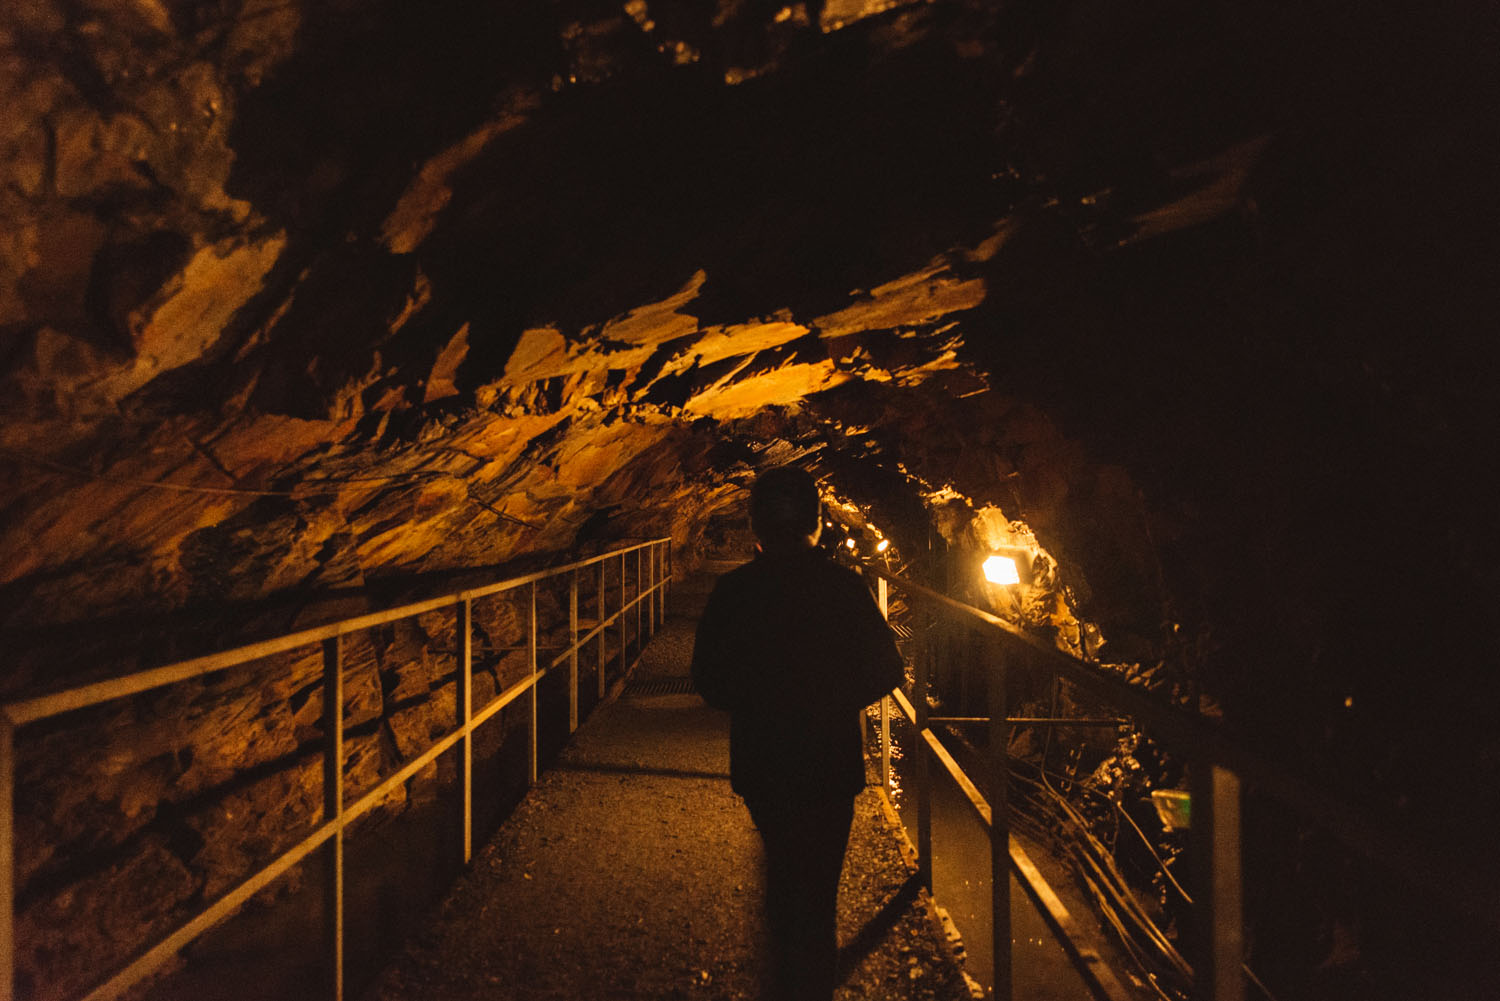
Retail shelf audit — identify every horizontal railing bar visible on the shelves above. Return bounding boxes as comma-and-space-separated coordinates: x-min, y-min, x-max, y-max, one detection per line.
471, 577, 674, 670
576, 622, 608, 649
4, 539, 671, 725
875, 562, 1308, 795
80, 816, 339, 1001
891, 685, 917, 726
1009, 836, 1135, 1001
872, 565, 1500, 929
364, 573, 674, 671
4, 607, 432, 725
460, 538, 670, 602
896, 688, 1134, 1001
923, 725, 992, 827
78, 657, 550, 1001
471, 669, 543, 733
546, 579, 670, 671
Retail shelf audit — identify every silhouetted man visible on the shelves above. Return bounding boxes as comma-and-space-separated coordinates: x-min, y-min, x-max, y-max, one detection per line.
691, 467, 904, 1001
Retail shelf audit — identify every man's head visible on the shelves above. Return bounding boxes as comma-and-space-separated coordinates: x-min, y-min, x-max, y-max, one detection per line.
749, 466, 822, 550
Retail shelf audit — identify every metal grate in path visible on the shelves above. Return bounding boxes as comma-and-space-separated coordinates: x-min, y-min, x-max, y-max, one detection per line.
625, 677, 698, 696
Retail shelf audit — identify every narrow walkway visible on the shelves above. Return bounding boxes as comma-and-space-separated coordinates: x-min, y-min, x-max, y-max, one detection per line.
366, 569, 977, 1001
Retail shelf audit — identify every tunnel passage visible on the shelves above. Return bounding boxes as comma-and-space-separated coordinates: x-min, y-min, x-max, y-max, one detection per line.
2, 0, 1497, 999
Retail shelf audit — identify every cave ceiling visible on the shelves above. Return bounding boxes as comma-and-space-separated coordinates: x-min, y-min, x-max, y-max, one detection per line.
0, 1, 1092, 645
1, 0, 1497, 819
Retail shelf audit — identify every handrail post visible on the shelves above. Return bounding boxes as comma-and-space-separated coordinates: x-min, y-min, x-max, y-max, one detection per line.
597, 559, 607, 699
653, 543, 661, 633
914, 624, 933, 890
645, 544, 654, 635
1192, 762, 1245, 1001
1, 715, 14, 1001
877, 578, 891, 790
568, 571, 579, 733
321, 635, 344, 1001
618, 553, 627, 677
457, 599, 473, 864
989, 640, 1013, 1001
528, 582, 539, 785
635, 547, 643, 652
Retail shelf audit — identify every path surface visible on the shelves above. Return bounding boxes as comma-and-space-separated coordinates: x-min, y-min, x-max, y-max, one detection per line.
366, 568, 978, 1001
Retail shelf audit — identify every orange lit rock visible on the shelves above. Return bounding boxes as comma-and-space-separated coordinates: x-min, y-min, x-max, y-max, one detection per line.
106, 235, 286, 402
814, 259, 985, 339
684, 357, 851, 418
598, 269, 706, 348
423, 322, 470, 402
381, 105, 537, 255
501, 327, 571, 385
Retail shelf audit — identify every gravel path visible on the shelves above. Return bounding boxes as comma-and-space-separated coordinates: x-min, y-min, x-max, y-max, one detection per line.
364, 571, 979, 1001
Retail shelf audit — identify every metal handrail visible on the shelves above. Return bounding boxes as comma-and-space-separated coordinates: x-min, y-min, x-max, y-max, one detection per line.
866, 563, 1495, 1001
0, 537, 673, 1001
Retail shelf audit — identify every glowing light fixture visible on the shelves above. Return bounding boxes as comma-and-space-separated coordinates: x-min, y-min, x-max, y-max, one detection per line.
982, 554, 1020, 585
876, 539, 890, 553
845, 538, 857, 550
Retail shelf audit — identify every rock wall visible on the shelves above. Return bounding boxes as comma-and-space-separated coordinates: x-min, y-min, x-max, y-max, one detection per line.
15, 560, 633, 998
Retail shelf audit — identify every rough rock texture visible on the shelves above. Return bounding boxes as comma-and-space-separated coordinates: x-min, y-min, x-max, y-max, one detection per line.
13, 572, 620, 999
0, 0, 1163, 668
2, 0, 1497, 999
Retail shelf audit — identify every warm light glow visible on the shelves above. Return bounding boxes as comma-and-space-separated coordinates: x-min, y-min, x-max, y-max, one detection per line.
845, 538, 857, 550
876, 539, 890, 553
982, 554, 1019, 585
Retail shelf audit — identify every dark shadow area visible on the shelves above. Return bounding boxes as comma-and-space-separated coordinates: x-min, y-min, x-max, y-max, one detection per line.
950, 0, 1500, 887
835, 870, 922, 984
422, 9, 1000, 385
227, 0, 561, 234
552, 760, 731, 783
140, 750, 468, 1001
137, 691, 552, 1000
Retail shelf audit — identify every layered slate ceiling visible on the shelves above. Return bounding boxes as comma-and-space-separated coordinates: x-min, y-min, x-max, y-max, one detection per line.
1, 0, 1497, 841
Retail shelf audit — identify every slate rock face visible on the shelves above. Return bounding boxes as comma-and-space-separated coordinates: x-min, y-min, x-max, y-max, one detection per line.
0, 0, 1161, 650
12, 568, 634, 997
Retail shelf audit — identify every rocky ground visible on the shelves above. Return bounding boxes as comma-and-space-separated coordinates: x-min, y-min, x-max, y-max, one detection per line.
364, 571, 979, 1001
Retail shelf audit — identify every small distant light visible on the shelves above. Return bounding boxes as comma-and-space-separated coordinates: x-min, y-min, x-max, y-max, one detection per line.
1343, 695, 1354, 708
876, 539, 890, 553
845, 538, 857, 550
982, 554, 1019, 585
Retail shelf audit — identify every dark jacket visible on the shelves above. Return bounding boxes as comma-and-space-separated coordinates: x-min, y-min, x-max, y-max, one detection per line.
691, 547, 905, 803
